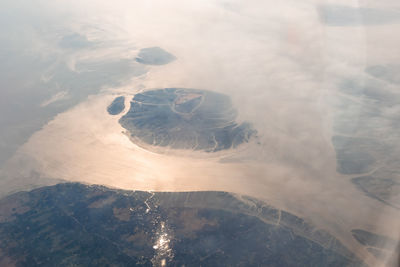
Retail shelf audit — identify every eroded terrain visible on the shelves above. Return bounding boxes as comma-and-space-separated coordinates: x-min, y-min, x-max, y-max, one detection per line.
0, 183, 363, 267
119, 88, 256, 152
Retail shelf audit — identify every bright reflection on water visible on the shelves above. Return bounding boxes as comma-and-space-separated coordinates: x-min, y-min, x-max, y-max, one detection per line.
152, 221, 173, 267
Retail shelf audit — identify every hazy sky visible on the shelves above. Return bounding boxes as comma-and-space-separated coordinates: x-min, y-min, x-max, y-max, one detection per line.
0, 0, 400, 266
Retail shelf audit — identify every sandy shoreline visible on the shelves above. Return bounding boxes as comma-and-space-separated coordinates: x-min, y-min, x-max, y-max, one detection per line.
0, 90, 397, 266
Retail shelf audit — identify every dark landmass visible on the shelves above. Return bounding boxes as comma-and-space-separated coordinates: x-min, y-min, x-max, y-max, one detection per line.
332, 135, 377, 175
107, 96, 125, 115
0, 183, 363, 267
332, 77, 400, 211
352, 176, 400, 209
352, 229, 398, 249
332, 96, 380, 136
317, 5, 400, 26
338, 79, 400, 105
135, 47, 176, 65
366, 65, 400, 84
119, 88, 256, 152
351, 229, 399, 264
332, 77, 400, 138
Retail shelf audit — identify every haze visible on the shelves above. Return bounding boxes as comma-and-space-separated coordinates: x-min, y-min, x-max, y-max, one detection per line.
0, 0, 399, 266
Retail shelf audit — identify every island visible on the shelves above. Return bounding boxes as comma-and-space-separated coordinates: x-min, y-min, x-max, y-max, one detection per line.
135, 47, 176, 65
119, 88, 256, 152
107, 96, 125, 115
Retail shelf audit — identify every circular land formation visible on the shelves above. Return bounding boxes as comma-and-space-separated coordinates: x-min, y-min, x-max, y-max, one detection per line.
118, 88, 256, 152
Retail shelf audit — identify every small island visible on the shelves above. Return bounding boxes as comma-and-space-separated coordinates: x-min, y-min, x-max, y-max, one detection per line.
351, 229, 398, 263
332, 135, 376, 175
107, 96, 125, 115
135, 47, 176, 65
352, 176, 400, 209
